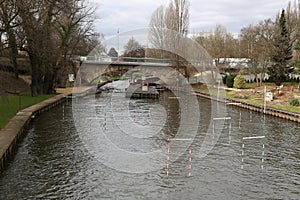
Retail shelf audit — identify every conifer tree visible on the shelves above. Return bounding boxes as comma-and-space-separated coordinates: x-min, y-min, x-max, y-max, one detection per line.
270, 9, 293, 84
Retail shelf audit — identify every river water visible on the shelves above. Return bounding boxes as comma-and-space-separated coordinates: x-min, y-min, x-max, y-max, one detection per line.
0, 83, 299, 199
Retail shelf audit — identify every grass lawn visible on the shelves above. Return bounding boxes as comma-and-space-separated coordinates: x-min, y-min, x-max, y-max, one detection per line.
0, 92, 53, 129
273, 105, 300, 113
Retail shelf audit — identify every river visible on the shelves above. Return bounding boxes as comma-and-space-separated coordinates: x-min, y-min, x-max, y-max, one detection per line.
0, 82, 299, 199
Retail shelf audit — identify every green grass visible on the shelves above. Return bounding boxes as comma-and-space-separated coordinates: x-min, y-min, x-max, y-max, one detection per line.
273, 105, 300, 113
0, 92, 53, 129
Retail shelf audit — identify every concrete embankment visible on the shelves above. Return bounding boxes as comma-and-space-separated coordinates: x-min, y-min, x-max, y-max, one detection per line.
0, 87, 93, 171
194, 91, 300, 123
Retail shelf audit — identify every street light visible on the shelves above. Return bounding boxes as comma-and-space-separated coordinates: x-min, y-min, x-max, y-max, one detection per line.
117, 27, 120, 62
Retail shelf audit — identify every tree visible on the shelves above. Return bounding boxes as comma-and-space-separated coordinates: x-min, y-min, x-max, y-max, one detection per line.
195, 25, 239, 67
164, 0, 189, 53
123, 37, 145, 58
208, 25, 232, 67
255, 19, 275, 86
294, 28, 300, 67
108, 47, 118, 58
270, 9, 293, 84
54, 0, 97, 87
148, 0, 190, 68
149, 0, 190, 54
282, 0, 300, 69
14, 0, 97, 95
239, 20, 275, 87
149, 5, 165, 58
16, 0, 56, 95
0, 0, 20, 79
165, 0, 189, 35
233, 74, 246, 89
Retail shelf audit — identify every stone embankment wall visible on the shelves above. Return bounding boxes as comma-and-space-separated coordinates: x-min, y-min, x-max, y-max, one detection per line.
0, 94, 69, 171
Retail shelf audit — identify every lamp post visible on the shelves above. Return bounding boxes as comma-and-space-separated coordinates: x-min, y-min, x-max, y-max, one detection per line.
117, 27, 120, 62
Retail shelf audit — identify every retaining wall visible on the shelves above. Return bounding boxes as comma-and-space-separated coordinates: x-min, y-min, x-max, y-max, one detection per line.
0, 93, 69, 171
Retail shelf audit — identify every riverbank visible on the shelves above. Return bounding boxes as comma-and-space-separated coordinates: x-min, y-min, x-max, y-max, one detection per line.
192, 87, 300, 123
0, 86, 93, 171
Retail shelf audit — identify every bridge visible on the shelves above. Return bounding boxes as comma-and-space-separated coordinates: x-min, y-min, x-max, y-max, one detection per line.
77, 56, 196, 84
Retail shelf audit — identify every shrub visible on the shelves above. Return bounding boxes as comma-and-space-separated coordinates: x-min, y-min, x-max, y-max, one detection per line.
233, 75, 246, 89
290, 99, 299, 107
226, 75, 236, 88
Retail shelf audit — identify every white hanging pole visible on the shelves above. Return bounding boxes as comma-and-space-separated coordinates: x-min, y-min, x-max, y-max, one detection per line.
104, 108, 107, 130
261, 143, 265, 169
239, 111, 242, 129
241, 143, 244, 169
263, 86, 267, 114
217, 79, 220, 101
228, 120, 232, 144
212, 120, 215, 145
188, 146, 192, 177
166, 143, 170, 176
243, 136, 265, 140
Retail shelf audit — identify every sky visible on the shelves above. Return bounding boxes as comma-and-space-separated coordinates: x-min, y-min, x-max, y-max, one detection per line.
91, 0, 292, 38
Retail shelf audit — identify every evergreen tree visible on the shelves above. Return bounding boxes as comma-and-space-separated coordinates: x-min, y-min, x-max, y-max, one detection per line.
270, 9, 293, 84
108, 48, 118, 58
293, 27, 300, 68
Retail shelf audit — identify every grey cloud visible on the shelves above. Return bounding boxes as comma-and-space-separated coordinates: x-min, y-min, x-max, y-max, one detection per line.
93, 0, 290, 37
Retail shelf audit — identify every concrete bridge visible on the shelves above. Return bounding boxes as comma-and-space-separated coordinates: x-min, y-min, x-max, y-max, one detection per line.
77, 57, 192, 84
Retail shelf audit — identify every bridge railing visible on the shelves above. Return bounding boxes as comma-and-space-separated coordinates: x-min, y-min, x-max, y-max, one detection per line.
81, 56, 172, 64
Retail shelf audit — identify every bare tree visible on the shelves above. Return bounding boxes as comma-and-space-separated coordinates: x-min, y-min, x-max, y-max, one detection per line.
198, 24, 238, 69
54, 0, 97, 87
149, 5, 165, 57
14, 0, 98, 95
165, 0, 189, 35
240, 24, 262, 86
238, 19, 275, 86
256, 19, 275, 86
149, 0, 189, 53
123, 37, 145, 58
164, 0, 190, 79
164, 0, 189, 53
0, 0, 19, 79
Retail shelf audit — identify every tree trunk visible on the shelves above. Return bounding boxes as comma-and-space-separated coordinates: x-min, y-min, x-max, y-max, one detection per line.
29, 52, 44, 96
255, 74, 259, 87
7, 29, 19, 79
43, 63, 54, 94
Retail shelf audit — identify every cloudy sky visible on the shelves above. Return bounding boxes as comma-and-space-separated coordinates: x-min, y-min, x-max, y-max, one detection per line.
91, 0, 291, 38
